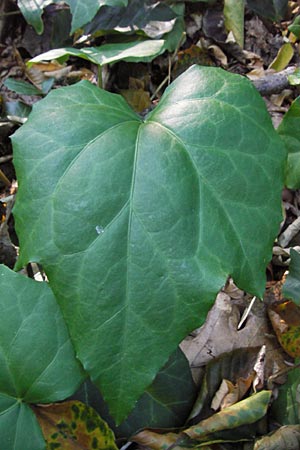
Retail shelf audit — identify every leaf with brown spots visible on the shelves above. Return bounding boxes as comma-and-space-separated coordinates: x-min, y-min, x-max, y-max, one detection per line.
32, 401, 118, 450
268, 300, 300, 358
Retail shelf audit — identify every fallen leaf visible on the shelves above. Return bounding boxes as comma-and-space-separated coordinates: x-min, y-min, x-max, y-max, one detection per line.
132, 429, 179, 450
180, 291, 287, 386
269, 43, 294, 72
183, 391, 272, 442
268, 300, 300, 358
33, 400, 118, 450
254, 425, 300, 449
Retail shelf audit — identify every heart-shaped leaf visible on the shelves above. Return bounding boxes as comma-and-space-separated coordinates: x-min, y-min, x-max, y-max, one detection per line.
17, 0, 128, 34
0, 265, 85, 447
12, 65, 286, 422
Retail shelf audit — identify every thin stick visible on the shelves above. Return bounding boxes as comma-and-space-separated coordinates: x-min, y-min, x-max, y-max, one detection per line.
0, 155, 12, 164
0, 10, 21, 18
0, 169, 11, 186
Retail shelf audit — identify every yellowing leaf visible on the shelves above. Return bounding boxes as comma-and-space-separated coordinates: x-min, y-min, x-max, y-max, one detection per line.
268, 300, 300, 358
184, 391, 271, 441
269, 43, 294, 72
33, 400, 118, 450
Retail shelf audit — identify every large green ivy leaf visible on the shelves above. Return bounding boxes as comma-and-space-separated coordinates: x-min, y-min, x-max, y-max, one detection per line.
12, 65, 286, 422
277, 96, 300, 189
17, 0, 128, 34
0, 265, 85, 447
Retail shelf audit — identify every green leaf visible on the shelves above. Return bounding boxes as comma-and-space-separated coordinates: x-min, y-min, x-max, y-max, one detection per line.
0, 395, 46, 450
29, 40, 166, 67
67, 0, 129, 33
269, 43, 294, 72
246, 0, 288, 21
84, 0, 177, 38
17, 0, 128, 35
289, 15, 300, 39
288, 68, 300, 86
283, 249, 300, 304
0, 265, 84, 403
277, 96, 300, 189
224, 0, 245, 47
4, 78, 43, 96
271, 363, 300, 425
12, 65, 286, 422
17, 0, 53, 34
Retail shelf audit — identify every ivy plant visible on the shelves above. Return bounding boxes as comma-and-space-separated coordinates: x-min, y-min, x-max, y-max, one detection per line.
9, 64, 286, 427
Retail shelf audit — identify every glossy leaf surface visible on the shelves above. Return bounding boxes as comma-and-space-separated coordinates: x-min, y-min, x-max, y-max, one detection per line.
283, 249, 300, 304
0, 395, 45, 450
277, 96, 300, 189
271, 362, 300, 425
0, 265, 84, 448
12, 65, 286, 422
29, 40, 166, 67
0, 265, 84, 402
246, 0, 287, 21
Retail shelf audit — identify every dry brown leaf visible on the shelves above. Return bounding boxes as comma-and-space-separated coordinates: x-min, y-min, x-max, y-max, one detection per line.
180, 291, 288, 386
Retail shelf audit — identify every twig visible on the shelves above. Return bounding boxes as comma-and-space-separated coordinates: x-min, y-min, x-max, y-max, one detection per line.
251, 66, 297, 96
0, 168, 11, 186
150, 32, 186, 101
0, 155, 12, 164
0, 10, 21, 18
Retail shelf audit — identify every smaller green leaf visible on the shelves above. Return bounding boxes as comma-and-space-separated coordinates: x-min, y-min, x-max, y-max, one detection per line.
84, 0, 177, 37
0, 265, 85, 403
283, 249, 300, 304
289, 15, 300, 39
288, 68, 300, 86
29, 40, 166, 67
277, 96, 300, 189
224, 0, 245, 48
17, 0, 53, 34
4, 78, 43, 96
68, 0, 128, 34
246, 0, 288, 21
17, 0, 128, 34
4, 101, 31, 120
271, 362, 300, 425
0, 395, 46, 450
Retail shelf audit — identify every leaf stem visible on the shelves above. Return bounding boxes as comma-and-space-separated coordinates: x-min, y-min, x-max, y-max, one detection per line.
97, 65, 103, 89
